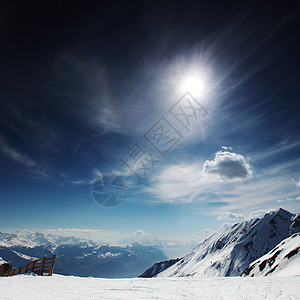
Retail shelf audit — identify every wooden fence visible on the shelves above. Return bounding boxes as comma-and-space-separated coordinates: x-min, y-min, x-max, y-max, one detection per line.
1, 255, 56, 277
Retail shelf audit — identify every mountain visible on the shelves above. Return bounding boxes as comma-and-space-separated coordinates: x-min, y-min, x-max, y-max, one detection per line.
241, 232, 300, 277
156, 208, 300, 277
0, 231, 167, 278
0, 230, 97, 249
139, 258, 181, 278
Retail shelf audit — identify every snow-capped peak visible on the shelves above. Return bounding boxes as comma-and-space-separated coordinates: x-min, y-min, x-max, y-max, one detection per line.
157, 208, 300, 277
0, 231, 97, 249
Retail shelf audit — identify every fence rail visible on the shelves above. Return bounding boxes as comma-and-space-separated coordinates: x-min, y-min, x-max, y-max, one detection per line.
1, 255, 56, 277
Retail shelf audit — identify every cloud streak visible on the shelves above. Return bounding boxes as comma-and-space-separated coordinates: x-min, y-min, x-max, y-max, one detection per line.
217, 212, 246, 221
0, 134, 37, 168
0, 134, 49, 178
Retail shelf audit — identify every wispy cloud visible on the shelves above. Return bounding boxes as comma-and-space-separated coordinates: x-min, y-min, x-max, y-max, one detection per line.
60, 172, 96, 186
0, 135, 36, 167
1, 104, 60, 154
147, 148, 252, 203
278, 196, 300, 203
247, 208, 275, 219
0, 134, 48, 177
51, 53, 124, 134
40, 228, 121, 243
60, 168, 132, 188
214, 170, 298, 212
146, 145, 300, 218
217, 208, 276, 230
134, 229, 152, 237
251, 137, 300, 161
292, 177, 300, 188
217, 212, 245, 221
147, 163, 205, 203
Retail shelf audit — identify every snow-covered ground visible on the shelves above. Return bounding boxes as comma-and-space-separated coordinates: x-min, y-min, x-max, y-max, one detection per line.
1, 274, 299, 300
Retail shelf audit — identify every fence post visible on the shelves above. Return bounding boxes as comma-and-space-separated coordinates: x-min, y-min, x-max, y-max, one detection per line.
25, 263, 29, 273
32, 261, 36, 274
40, 257, 46, 276
49, 255, 56, 276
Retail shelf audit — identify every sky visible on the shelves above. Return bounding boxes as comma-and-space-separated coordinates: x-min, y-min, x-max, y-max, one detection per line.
0, 1, 299, 257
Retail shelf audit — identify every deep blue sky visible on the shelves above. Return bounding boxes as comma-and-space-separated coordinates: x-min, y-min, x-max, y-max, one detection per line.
0, 1, 299, 256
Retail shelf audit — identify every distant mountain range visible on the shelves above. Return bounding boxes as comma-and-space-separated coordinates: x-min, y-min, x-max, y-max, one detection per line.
141, 208, 300, 278
0, 231, 167, 278
2, 208, 299, 279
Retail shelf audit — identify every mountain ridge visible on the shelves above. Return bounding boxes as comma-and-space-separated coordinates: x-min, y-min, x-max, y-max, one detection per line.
155, 208, 300, 277
0, 231, 167, 278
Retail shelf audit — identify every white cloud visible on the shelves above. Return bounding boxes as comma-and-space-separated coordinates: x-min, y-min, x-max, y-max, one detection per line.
147, 149, 252, 203
217, 212, 246, 221
221, 222, 235, 229
134, 230, 151, 237
292, 177, 300, 188
247, 209, 274, 219
146, 146, 300, 216
147, 163, 205, 203
221, 146, 233, 150
203, 150, 252, 182
286, 196, 300, 202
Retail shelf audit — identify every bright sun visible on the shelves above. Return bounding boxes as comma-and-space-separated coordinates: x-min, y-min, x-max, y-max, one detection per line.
183, 76, 205, 96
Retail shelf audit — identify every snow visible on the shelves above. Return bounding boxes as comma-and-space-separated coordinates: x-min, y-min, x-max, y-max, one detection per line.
12, 251, 37, 261
0, 257, 7, 264
242, 233, 300, 277
0, 274, 299, 299
0, 231, 97, 250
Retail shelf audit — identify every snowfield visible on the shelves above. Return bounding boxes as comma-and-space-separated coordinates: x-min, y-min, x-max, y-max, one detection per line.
1, 274, 299, 300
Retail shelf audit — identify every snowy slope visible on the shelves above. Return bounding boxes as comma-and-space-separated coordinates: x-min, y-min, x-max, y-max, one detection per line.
242, 232, 300, 277
157, 208, 300, 277
1, 274, 300, 300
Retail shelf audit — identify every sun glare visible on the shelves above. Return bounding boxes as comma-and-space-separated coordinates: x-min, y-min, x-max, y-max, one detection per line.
183, 76, 205, 96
